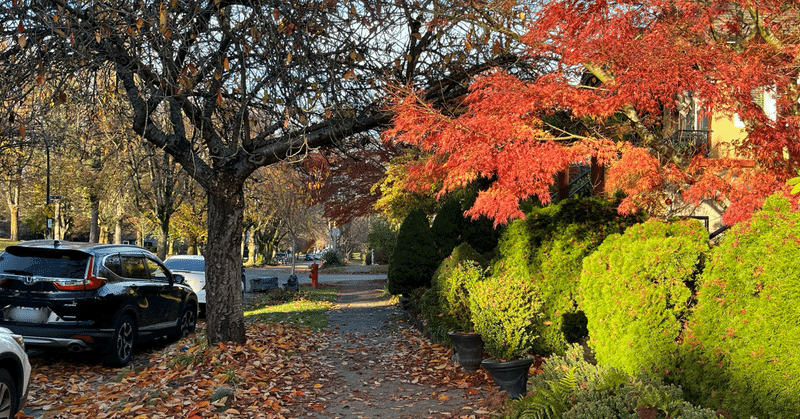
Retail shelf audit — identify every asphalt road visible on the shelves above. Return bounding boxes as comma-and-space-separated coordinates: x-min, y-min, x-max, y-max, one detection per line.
244, 261, 387, 290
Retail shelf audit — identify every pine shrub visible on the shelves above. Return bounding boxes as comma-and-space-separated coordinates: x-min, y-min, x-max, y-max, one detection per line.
430, 199, 464, 262
677, 195, 800, 419
579, 219, 709, 377
387, 208, 440, 296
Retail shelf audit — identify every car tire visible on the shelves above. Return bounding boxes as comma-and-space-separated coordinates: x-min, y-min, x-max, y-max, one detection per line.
103, 314, 136, 368
0, 368, 19, 419
175, 305, 197, 338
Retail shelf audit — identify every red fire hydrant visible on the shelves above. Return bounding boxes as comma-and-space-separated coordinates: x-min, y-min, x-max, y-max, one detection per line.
309, 263, 319, 289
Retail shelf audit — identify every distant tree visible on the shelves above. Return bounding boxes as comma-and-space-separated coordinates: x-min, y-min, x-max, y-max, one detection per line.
367, 216, 398, 265
387, 209, 439, 296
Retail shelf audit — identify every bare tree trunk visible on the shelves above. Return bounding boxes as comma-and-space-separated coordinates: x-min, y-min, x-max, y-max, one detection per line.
204, 181, 246, 344
89, 194, 100, 243
9, 204, 18, 242
157, 216, 170, 260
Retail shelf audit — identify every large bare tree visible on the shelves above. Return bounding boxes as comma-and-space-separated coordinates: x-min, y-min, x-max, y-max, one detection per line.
1, 0, 531, 342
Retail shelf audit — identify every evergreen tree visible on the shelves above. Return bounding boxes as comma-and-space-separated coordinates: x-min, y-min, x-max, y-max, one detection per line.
387, 209, 440, 296
430, 199, 463, 262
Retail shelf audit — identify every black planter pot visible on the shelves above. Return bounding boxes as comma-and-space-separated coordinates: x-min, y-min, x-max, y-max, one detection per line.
481, 356, 535, 399
447, 332, 484, 372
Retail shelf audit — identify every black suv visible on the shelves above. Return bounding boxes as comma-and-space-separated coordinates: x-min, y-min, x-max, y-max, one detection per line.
0, 240, 198, 367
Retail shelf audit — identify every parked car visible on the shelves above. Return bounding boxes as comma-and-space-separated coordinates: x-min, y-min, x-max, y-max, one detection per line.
163, 255, 245, 314
0, 327, 30, 418
0, 240, 198, 367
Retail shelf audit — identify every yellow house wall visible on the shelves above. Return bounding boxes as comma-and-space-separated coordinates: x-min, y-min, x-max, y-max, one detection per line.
710, 113, 747, 159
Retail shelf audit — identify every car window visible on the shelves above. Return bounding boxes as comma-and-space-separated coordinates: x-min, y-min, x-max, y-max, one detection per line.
0, 247, 90, 278
144, 258, 169, 281
164, 258, 204, 272
121, 256, 149, 279
103, 254, 123, 277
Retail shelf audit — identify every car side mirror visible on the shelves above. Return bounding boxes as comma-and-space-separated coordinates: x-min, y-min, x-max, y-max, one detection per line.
172, 274, 185, 285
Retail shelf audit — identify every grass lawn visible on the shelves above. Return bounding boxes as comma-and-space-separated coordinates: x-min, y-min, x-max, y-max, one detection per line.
243, 286, 337, 330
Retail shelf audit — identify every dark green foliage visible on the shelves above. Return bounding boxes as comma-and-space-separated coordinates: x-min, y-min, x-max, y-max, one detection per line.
430, 243, 488, 332
508, 345, 719, 419
676, 195, 800, 419
387, 209, 440, 296
579, 219, 709, 377
430, 199, 464, 262
491, 197, 641, 355
461, 214, 502, 256
367, 216, 397, 265
468, 272, 542, 360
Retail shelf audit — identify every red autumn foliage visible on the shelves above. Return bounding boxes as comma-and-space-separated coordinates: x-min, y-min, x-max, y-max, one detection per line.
386, 0, 800, 226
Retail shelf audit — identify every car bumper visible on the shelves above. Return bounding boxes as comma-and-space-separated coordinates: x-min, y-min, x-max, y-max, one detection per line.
0, 322, 113, 352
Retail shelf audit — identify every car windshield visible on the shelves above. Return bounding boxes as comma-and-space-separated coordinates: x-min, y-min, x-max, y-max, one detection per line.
0, 247, 90, 278
164, 258, 205, 272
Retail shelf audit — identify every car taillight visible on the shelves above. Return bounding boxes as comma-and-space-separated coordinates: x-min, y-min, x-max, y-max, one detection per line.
53, 257, 107, 291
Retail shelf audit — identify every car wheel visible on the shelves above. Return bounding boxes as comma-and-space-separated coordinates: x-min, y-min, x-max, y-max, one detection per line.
0, 368, 19, 419
176, 305, 197, 338
103, 314, 136, 368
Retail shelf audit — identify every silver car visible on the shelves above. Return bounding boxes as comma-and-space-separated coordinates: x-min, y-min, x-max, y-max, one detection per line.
0, 327, 30, 418
163, 255, 245, 314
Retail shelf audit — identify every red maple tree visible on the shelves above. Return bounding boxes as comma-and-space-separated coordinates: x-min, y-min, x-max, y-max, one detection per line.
386, 0, 800, 226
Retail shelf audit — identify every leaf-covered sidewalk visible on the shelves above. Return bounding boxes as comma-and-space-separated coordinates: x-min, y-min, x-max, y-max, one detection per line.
19, 281, 497, 418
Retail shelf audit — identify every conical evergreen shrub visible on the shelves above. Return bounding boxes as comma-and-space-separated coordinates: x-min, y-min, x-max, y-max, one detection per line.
430, 199, 463, 262
387, 208, 440, 296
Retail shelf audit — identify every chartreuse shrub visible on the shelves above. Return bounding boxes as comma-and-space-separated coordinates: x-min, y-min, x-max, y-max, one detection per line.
507, 345, 720, 419
418, 243, 487, 341
468, 271, 541, 361
430, 243, 487, 331
676, 195, 800, 419
490, 197, 641, 355
387, 208, 440, 296
579, 219, 709, 377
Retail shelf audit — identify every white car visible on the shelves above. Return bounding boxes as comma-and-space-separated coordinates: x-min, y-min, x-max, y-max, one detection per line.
163, 255, 245, 313
0, 327, 30, 418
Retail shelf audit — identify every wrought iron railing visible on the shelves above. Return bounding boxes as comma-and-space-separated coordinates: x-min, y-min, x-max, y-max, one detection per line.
663, 129, 711, 158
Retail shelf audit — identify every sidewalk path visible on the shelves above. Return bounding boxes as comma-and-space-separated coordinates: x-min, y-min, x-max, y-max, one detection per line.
309, 278, 494, 418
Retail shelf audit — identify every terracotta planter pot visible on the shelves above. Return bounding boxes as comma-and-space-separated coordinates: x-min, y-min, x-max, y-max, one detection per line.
447, 331, 484, 372
481, 356, 535, 399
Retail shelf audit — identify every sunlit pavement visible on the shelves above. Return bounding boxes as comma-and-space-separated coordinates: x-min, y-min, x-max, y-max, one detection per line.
244, 261, 387, 290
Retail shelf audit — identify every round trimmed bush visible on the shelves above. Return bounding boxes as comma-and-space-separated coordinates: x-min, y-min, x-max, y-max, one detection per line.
678, 195, 800, 419
579, 218, 709, 377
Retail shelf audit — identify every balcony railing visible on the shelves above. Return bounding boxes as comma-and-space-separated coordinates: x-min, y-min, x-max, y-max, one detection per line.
663, 129, 711, 158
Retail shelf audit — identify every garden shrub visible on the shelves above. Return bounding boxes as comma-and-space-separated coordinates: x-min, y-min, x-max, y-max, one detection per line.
387, 209, 440, 296
430, 199, 464, 262
320, 249, 345, 267
468, 271, 542, 361
579, 218, 709, 377
490, 197, 641, 355
417, 287, 460, 343
507, 344, 720, 419
430, 243, 487, 332
677, 195, 800, 419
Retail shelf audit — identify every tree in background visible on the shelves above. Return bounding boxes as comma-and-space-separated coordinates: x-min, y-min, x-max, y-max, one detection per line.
367, 216, 397, 265
387, 209, 439, 296
387, 0, 800, 227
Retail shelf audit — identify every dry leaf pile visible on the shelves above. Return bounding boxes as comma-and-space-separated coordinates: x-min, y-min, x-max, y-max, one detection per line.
19, 320, 499, 419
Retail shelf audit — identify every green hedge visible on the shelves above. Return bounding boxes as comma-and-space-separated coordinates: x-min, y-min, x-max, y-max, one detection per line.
490, 197, 640, 355
430, 242, 487, 332
678, 195, 800, 419
579, 219, 709, 377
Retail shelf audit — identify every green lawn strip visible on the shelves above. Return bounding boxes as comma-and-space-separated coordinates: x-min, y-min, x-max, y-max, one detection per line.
244, 286, 337, 330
